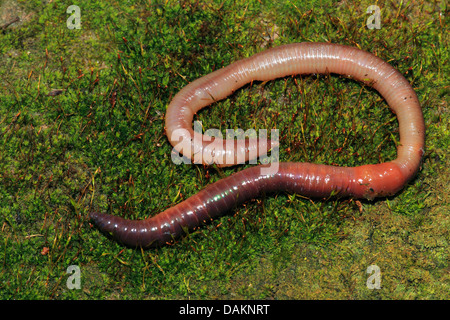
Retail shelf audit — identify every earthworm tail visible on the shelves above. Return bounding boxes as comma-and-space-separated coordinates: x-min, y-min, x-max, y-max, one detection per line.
90, 43, 425, 248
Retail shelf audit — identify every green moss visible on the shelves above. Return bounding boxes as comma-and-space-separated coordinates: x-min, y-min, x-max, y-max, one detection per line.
0, 0, 448, 299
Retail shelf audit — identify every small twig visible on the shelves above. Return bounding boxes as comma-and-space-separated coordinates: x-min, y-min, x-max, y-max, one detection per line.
25, 234, 44, 239
1, 17, 20, 30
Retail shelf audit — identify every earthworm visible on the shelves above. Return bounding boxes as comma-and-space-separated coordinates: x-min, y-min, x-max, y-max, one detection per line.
90, 42, 425, 248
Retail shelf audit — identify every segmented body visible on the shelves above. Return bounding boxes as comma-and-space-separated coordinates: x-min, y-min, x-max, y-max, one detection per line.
90, 43, 425, 248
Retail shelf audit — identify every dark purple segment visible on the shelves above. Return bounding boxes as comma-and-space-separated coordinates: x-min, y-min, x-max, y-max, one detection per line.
90, 163, 355, 248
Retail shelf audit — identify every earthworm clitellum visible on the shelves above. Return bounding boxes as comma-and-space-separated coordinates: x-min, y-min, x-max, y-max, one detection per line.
90, 42, 425, 248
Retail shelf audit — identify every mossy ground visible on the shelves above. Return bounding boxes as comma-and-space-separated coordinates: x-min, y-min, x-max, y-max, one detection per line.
0, 0, 448, 299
